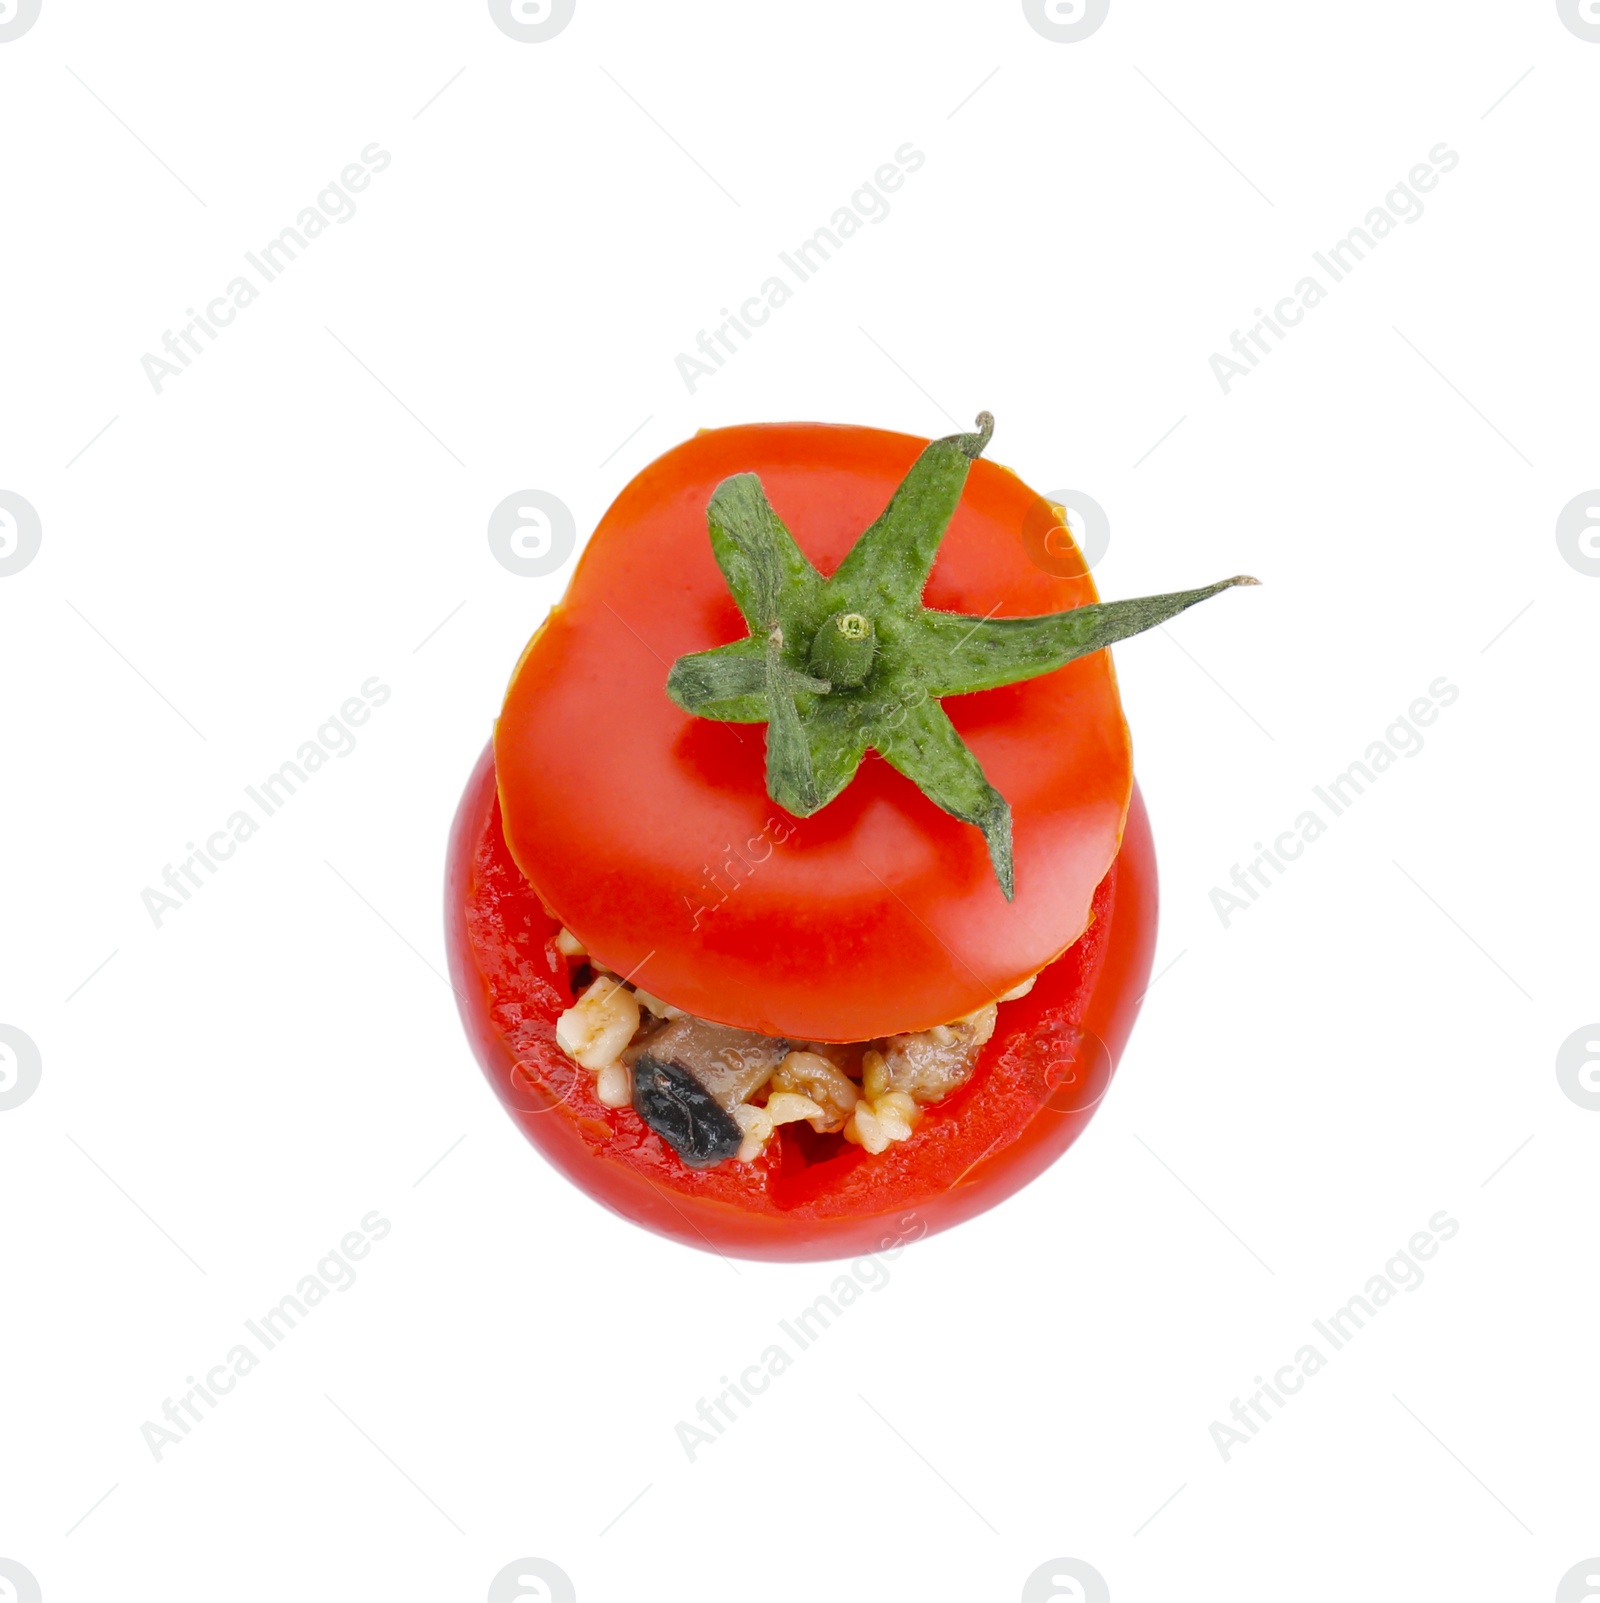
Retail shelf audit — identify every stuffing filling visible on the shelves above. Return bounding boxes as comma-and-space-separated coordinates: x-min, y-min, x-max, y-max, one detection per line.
551, 929, 1037, 1168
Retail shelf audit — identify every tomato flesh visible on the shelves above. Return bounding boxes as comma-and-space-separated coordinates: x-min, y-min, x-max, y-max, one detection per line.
447, 744, 1157, 1261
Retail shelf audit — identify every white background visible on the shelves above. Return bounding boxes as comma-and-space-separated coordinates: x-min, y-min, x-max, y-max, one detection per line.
2, 2, 1597, 1600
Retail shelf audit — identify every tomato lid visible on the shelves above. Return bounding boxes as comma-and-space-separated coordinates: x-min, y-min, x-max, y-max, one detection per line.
494, 418, 1250, 1040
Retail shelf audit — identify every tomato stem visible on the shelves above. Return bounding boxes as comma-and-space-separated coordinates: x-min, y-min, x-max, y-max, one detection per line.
664, 414, 1258, 898
808, 610, 876, 688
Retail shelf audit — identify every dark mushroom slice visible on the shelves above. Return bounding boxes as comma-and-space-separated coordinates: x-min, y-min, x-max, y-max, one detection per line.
630, 1054, 745, 1169
624, 1017, 790, 1112
624, 1016, 793, 1169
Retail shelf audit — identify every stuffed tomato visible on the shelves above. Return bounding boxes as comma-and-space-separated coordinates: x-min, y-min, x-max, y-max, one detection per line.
446, 414, 1252, 1260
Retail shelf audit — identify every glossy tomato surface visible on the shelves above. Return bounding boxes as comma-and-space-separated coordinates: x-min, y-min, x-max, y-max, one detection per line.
494, 423, 1135, 1042
447, 744, 1157, 1261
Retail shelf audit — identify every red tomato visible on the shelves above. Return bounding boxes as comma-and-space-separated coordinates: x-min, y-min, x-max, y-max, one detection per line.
493, 423, 1134, 1043
446, 743, 1156, 1261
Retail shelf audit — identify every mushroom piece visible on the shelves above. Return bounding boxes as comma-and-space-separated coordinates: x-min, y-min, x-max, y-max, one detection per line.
624, 1016, 790, 1112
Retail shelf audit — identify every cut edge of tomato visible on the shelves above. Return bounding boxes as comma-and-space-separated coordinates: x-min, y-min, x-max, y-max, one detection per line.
447, 741, 1157, 1261
491, 687, 1136, 1042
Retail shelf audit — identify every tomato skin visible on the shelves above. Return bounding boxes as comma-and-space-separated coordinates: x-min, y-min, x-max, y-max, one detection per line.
494, 422, 1134, 1044
446, 743, 1157, 1262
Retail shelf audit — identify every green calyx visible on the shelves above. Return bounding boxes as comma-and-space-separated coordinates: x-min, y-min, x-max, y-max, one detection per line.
664, 412, 1257, 899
